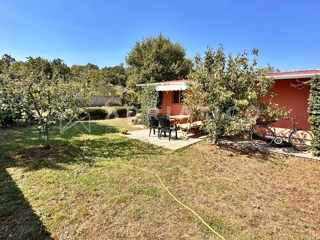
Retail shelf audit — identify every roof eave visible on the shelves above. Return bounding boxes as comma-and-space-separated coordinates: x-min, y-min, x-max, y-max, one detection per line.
272, 73, 318, 80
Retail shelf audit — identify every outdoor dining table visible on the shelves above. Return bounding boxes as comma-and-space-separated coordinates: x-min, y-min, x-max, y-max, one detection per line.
169, 115, 189, 124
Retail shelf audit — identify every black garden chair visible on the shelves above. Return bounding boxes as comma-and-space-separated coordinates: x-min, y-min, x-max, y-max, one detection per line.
158, 115, 177, 141
147, 113, 160, 137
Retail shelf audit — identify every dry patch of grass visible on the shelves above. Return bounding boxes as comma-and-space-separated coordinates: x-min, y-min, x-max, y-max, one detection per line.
1, 120, 320, 239
170, 142, 320, 239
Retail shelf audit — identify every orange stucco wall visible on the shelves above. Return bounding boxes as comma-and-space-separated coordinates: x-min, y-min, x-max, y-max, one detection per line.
267, 78, 310, 130
161, 91, 188, 115
160, 78, 311, 130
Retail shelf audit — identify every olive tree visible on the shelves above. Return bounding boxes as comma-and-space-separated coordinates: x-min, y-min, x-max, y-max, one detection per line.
184, 45, 288, 144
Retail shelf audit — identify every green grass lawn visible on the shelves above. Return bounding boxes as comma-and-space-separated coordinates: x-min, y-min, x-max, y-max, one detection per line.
1, 119, 320, 239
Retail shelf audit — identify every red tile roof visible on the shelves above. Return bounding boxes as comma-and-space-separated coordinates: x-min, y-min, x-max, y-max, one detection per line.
141, 70, 320, 86
269, 69, 320, 77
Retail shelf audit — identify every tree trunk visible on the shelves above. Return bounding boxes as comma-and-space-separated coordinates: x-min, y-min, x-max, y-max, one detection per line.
212, 131, 219, 145
44, 125, 50, 149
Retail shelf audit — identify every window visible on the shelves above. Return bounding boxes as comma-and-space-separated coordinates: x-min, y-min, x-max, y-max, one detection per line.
173, 90, 183, 104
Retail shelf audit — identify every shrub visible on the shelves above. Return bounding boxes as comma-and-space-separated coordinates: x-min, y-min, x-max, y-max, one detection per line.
140, 85, 158, 127
308, 75, 320, 156
107, 107, 127, 118
105, 100, 121, 107
78, 108, 108, 120
78, 107, 131, 120
0, 108, 24, 127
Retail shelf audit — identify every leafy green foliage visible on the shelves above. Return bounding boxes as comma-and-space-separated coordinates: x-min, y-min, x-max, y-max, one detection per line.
81, 64, 126, 99
122, 89, 139, 107
308, 75, 320, 156
185, 45, 288, 143
256, 101, 289, 125
92, 80, 118, 98
0, 54, 16, 74
78, 107, 129, 120
125, 34, 192, 88
78, 108, 108, 120
51, 58, 71, 77
109, 107, 128, 118
140, 85, 158, 126
0, 57, 92, 148
100, 64, 127, 87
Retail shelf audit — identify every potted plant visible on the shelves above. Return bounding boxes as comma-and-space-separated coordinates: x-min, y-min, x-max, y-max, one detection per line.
119, 127, 128, 135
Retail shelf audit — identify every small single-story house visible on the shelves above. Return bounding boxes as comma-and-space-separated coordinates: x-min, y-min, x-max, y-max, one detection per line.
139, 70, 320, 130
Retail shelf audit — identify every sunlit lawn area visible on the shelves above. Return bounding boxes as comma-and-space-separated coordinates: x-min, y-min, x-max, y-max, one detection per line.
1, 119, 319, 239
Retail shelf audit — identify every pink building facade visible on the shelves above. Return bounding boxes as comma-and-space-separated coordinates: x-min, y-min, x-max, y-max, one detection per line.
268, 70, 320, 130
142, 70, 320, 130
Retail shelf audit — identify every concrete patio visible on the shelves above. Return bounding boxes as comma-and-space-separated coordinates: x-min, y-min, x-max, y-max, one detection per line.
120, 127, 320, 160
121, 128, 206, 150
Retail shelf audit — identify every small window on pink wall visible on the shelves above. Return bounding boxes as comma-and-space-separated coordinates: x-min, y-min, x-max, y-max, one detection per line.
173, 90, 183, 103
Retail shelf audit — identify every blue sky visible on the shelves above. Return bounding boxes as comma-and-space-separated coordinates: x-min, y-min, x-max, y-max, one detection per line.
1, 0, 319, 71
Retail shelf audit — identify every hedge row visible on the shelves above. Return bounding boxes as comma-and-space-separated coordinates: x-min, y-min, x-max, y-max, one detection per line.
0, 110, 36, 127
308, 75, 320, 156
78, 107, 132, 120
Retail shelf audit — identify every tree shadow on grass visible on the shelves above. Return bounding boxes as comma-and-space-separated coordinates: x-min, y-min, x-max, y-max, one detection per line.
217, 134, 306, 162
1, 121, 119, 147
12, 144, 89, 171
0, 122, 164, 239
218, 141, 272, 161
0, 122, 122, 171
0, 123, 121, 239
0, 153, 53, 239
1, 121, 164, 175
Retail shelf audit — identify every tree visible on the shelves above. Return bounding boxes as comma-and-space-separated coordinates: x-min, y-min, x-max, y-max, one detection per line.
125, 34, 192, 88
0, 54, 16, 73
122, 89, 139, 107
70, 63, 102, 84
51, 58, 71, 77
308, 75, 320, 156
0, 57, 91, 149
86, 63, 99, 70
92, 80, 117, 98
184, 45, 288, 144
265, 65, 281, 73
70, 63, 122, 103
100, 64, 127, 87
70, 64, 91, 79
1, 54, 16, 64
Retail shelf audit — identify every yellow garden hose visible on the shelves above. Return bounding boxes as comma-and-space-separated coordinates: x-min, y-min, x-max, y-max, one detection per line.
71, 123, 225, 239
101, 161, 226, 240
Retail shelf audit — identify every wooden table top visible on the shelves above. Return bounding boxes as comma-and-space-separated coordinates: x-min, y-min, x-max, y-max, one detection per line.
169, 115, 189, 119
170, 115, 190, 124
